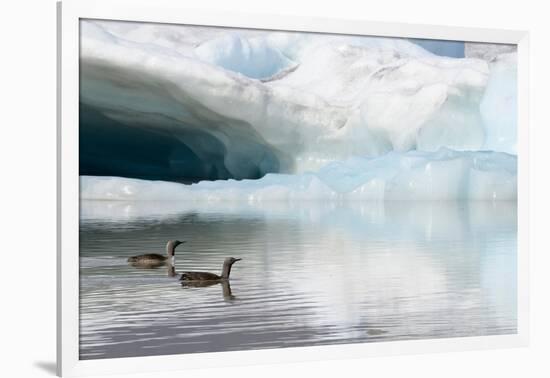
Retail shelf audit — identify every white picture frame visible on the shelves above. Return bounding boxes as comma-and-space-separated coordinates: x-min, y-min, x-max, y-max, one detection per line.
57, 0, 530, 376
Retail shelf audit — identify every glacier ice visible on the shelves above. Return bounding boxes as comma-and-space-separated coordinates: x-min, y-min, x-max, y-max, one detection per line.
465, 42, 517, 62
480, 53, 518, 154
194, 33, 296, 79
81, 149, 516, 201
79, 20, 518, 194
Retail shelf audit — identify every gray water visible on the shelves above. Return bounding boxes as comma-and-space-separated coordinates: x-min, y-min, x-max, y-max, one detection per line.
79, 200, 517, 360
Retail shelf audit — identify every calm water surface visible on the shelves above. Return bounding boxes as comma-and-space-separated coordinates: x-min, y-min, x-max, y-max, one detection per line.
79, 200, 517, 359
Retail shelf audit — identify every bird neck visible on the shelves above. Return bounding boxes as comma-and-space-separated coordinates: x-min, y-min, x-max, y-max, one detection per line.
221, 261, 233, 279
166, 243, 175, 257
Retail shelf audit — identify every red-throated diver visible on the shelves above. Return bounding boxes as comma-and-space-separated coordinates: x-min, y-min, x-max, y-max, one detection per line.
128, 240, 185, 266
179, 257, 241, 282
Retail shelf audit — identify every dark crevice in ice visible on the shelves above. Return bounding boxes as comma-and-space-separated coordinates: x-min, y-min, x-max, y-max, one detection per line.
79, 104, 280, 182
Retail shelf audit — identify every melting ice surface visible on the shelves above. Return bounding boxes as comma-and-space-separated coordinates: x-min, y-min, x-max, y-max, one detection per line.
80, 20, 518, 181
81, 149, 516, 202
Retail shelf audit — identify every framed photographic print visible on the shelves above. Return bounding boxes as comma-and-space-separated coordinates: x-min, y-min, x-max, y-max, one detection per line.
57, 0, 529, 376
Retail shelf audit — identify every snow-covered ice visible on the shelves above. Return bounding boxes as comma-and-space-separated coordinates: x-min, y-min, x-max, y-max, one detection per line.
79, 20, 517, 199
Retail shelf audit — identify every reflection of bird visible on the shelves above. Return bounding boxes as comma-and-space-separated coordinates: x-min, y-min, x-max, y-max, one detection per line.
181, 279, 235, 300
167, 264, 177, 277
179, 257, 241, 282
127, 240, 185, 267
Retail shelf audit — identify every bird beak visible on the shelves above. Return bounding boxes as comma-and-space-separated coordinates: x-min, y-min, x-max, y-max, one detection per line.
234, 258, 242, 262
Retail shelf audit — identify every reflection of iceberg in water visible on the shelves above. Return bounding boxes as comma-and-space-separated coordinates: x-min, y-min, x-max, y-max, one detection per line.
279, 202, 516, 338
80, 200, 517, 351
80, 200, 517, 248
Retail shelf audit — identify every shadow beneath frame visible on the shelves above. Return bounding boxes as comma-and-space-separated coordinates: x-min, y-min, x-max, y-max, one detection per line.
34, 361, 56, 376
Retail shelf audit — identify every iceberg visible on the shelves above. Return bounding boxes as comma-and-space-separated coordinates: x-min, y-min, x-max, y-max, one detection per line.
80, 20, 517, 183
194, 33, 297, 80
465, 42, 517, 62
80, 149, 516, 201
480, 53, 518, 154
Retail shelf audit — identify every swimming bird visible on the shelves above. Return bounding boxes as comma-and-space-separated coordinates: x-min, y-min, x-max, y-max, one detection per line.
127, 240, 185, 267
179, 257, 241, 282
